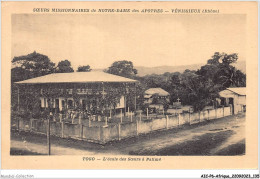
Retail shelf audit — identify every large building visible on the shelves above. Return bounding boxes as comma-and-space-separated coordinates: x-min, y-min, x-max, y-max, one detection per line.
15, 71, 137, 115
144, 88, 170, 110
219, 87, 246, 114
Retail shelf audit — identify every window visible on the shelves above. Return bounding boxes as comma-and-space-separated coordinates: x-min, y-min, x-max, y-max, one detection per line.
62, 100, 65, 108
44, 98, 46, 107
77, 88, 93, 94
66, 89, 73, 94
68, 100, 73, 108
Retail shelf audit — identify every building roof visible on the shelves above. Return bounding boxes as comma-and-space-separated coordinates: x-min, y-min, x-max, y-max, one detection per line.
226, 87, 246, 96
144, 94, 153, 98
15, 71, 137, 84
144, 88, 170, 97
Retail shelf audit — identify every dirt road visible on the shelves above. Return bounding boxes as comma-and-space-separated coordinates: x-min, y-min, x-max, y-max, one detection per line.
11, 113, 245, 156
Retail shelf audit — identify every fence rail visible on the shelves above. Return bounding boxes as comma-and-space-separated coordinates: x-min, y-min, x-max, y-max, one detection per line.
11, 106, 232, 144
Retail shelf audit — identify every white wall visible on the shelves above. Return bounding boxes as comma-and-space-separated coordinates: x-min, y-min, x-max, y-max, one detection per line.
219, 89, 246, 114
238, 95, 246, 105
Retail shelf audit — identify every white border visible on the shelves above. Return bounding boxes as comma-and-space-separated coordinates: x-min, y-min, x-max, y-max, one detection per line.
0, 0, 259, 178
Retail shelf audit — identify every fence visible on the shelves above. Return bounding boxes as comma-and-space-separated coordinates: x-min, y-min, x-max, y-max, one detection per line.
12, 106, 232, 144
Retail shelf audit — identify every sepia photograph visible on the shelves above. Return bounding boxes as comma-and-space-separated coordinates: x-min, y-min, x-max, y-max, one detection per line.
1, 1, 258, 172
10, 13, 247, 156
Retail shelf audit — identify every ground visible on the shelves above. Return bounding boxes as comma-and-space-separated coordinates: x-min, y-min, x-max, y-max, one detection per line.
10, 113, 245, 156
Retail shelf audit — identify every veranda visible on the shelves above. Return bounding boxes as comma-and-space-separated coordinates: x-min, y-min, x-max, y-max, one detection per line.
14, 71, 138, 126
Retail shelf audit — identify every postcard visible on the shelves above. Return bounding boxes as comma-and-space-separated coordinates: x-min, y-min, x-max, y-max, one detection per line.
1, 1, 258, 170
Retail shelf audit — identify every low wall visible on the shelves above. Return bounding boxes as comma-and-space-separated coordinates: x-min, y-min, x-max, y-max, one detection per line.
35, 120, 47, 134
190, 112, 200, 124
100, 124, 119, 143
50, 122, 62, 137
12, 106, 232, 144
217, 108, 223, 118
83, 126, 100, 141
208, 109, 216, 120
138, 120, 152, 134
64, 123, 80, 138
168, 115, 179, 128
120, 122, 136, 138
152, 118, 166, 130
19, 119, 30, 131
200, 111, 208, 121
224, 107, 231, 116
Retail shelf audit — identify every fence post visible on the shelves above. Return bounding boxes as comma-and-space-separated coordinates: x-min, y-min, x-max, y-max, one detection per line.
188, 109, 191, 125
52, 114, 56, 122
120, 109, 123, 123
146, 108, 149, 119
207, 109, 210, 120
59, 113, 63, 123
88, 118, 91, 127
223, 106, 225, 117
136, 120, 139, 135
199, 111, 201, 123
105, 117, 108, 126
17, 119, 20, 131
177, 113, 180, 127
79, 113, 82, 125
79, 124, 83, 139
166, 115, 169, 129
98, 115, 102, 122
130, 112, 133, 122
99, 126, 101, 141
46, 118, 51, 155
72, 115, 75, 124
163, 108, 164, 116
128, 107, 130, 118
30, 119, 33, 131
61, 121, 64, 138
118, 123, 121, 140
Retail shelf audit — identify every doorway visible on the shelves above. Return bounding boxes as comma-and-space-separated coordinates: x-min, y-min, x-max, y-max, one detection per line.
82, 100, 86, 110
55, 99, 59, 112
229, 98, 234, 114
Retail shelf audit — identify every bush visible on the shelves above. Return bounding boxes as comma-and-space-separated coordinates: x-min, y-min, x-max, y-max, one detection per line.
17, 110, 31, 120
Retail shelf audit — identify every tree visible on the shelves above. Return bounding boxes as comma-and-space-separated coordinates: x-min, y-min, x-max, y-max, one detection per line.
233, 70, 246, 87
142, 74, 165, 88
106, 61, 146, 110
198, 52, 246, 88
77, 65, 92, 72
188, 52, 246, 111
137, 52, 246, 112
106, 60, 137, 79
56, 60, 74, 73
207, 52, 238, 65
12, 51, 55, 82
11, 51, 56, 112
180, 70, 219, 111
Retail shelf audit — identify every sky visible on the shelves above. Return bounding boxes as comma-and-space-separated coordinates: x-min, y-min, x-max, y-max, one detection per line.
12, 14, 246, 70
